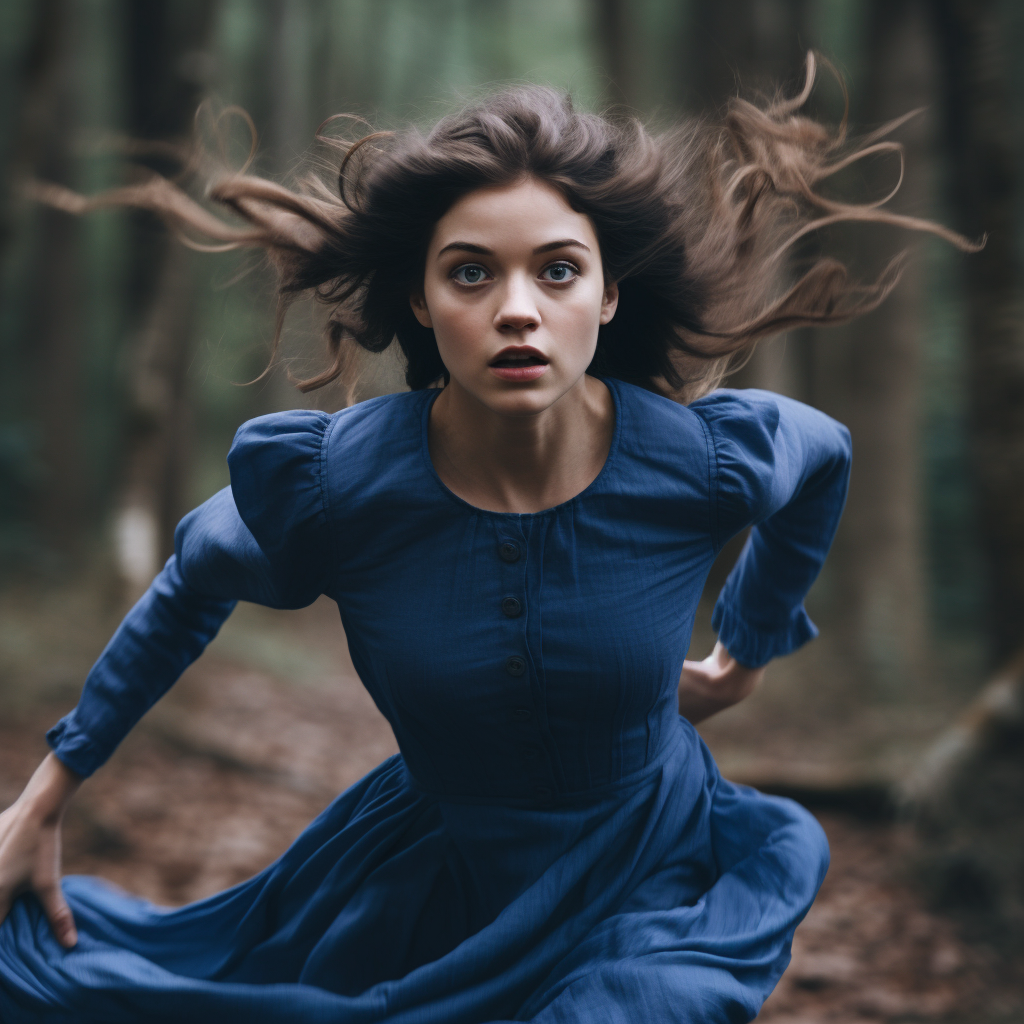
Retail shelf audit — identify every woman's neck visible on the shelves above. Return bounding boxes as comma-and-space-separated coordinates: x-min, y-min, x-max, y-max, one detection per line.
428, 375, 614, 514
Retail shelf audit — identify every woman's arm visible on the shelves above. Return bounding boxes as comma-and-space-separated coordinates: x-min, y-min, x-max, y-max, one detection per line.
0, 515, 245, 947
693, 389, 853, 670
45, 549, 238, 778
49, 408, 333, 778
0, 409, 333, 944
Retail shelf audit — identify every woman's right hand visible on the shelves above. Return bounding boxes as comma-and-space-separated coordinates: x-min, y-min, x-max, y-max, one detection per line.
0, 753, 82, 948
678, 641, 766, 725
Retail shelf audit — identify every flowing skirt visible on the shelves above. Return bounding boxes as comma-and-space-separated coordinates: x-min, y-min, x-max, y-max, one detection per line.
0, 720, 828, 1023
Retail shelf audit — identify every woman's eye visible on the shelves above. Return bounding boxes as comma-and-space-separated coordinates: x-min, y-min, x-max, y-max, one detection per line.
452, 264, 489, 285
541, 262, 578, 283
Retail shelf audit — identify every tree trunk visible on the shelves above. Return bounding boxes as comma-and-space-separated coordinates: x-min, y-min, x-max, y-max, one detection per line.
676, 0, 809, 398
810, 0, 935, 701
930, 0, 1024, 667
114, 244, 196, 596
10, 0, 88, 554
679, 0, 808, 114
594, 0, 632, 106
112, 0, 218, 594
904, 0, 1024, 943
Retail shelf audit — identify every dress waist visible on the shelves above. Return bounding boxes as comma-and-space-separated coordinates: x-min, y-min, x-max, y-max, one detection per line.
401, 714, 692, 808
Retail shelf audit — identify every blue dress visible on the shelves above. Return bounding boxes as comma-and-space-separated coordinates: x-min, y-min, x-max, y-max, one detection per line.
0, 379, 851, 1023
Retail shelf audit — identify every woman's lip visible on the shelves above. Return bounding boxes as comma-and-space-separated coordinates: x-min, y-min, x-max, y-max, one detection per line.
489, 364, 549, 382
490, 346, 548, 365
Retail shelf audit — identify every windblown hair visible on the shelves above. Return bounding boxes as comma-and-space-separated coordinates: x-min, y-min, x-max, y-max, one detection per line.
34, 53, 978, 402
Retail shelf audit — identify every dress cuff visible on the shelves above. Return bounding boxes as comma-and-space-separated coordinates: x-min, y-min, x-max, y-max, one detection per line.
711, 595, 818, 669
45, 714, 106, 779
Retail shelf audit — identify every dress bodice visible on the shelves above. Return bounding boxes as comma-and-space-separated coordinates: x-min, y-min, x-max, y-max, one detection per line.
316, 382, 715, 800
47, 379, 852, 799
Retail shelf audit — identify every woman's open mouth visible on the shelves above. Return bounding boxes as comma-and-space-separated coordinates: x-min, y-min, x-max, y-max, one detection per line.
489, 346, 550, 382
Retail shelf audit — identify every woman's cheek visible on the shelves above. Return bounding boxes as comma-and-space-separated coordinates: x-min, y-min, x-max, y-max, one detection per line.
435, 305, 489, 370
559, 298, 602, 366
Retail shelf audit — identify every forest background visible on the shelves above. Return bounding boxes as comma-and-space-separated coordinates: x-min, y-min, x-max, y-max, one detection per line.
1, 1, 1023, 1021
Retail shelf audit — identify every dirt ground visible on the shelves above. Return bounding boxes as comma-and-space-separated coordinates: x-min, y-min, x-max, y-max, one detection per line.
1, 595, 1022, 1023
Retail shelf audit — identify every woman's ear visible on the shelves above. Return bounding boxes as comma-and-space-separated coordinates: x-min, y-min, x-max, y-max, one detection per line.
410, 291, 433, 329
599, 280, 619, 325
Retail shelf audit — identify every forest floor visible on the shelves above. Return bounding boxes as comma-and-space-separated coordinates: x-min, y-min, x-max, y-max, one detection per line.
1, 589, 1022, 1023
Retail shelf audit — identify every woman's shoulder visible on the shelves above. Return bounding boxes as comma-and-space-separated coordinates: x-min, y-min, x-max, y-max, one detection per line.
607, 378, 727, 480
227, 390, 431, 531
688, 386, 849, 441
609, 379, 844, 514
608, 377, 782, 441
686, 386, 851, 528
688, 387, 850, 472
686, 388, 785, 477
229, 391, 427, 472
325, 389, 430, 461
232, 389, 423, 447
608, 377, 706, 441
602, 379, 718, 507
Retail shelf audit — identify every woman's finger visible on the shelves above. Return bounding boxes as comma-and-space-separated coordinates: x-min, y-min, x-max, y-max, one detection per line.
35, 880, 77, 948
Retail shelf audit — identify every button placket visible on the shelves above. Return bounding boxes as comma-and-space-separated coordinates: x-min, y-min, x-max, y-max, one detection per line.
495, 523, 552, 801
497, 531, 528, 692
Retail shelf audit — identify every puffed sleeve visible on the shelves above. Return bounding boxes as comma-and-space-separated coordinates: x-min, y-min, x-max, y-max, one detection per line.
690, 389, 852, 668
46, 409, 332, 777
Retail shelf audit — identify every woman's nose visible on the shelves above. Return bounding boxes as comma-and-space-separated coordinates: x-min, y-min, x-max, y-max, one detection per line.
493, 274, 540, 332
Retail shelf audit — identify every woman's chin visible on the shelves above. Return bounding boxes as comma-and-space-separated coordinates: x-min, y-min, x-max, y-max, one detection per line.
476, 380, 569, 419
443, 365, 591, 419
488, 363, 549, 383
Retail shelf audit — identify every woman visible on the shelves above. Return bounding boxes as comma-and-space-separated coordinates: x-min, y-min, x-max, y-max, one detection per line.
0, 56, 972, 1023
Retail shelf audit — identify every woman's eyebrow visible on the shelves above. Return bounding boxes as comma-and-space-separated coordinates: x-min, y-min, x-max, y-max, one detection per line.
436, 238, 591, 259
436, 241, 492, 258
533, 238, 591, 254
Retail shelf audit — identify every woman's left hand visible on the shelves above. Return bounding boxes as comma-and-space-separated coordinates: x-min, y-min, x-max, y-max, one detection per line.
678, 642, 765, 725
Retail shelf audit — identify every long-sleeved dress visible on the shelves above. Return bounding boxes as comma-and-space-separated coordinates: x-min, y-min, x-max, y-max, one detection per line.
0, 377, 851, 1024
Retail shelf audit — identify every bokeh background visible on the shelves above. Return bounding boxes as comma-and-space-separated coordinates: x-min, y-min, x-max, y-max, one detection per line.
1, 2, 1023, 1021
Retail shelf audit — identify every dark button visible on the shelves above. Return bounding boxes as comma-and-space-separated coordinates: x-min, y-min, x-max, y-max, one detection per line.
499, 541, 521, 563
520, 745, 541, 761
501, 596, 522, 618
505, 655, 526, 677
511, 707, 533, 722
533, 786, 552, 800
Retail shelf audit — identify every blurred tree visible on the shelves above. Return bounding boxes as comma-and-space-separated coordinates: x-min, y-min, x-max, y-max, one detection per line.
812, 0, 936, 702
113, 0, 220, 596
2, 0, 86, 558
905, 0, 1024, 941
673, 0, 814, 613
594, 0, 632, 106
680, 0, 808, 111
931, 0, 1024, 668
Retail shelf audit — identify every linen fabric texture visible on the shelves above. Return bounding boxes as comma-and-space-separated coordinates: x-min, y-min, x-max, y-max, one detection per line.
1, 379, 851, 1023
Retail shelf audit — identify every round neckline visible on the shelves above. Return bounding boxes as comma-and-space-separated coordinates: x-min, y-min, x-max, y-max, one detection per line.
419, 376, 623, 518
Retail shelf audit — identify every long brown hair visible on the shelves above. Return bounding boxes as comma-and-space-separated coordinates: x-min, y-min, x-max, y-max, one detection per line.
32, 53, 978, 403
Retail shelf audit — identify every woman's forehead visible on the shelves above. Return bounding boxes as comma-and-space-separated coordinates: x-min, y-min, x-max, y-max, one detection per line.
428, 178, 599, 256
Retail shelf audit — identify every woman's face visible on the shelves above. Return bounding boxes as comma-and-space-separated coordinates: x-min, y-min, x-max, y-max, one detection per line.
411, 176, 618, 417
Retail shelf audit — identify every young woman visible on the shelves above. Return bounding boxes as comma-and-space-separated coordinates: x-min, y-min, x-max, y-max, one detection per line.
0, 56, 972, 1023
